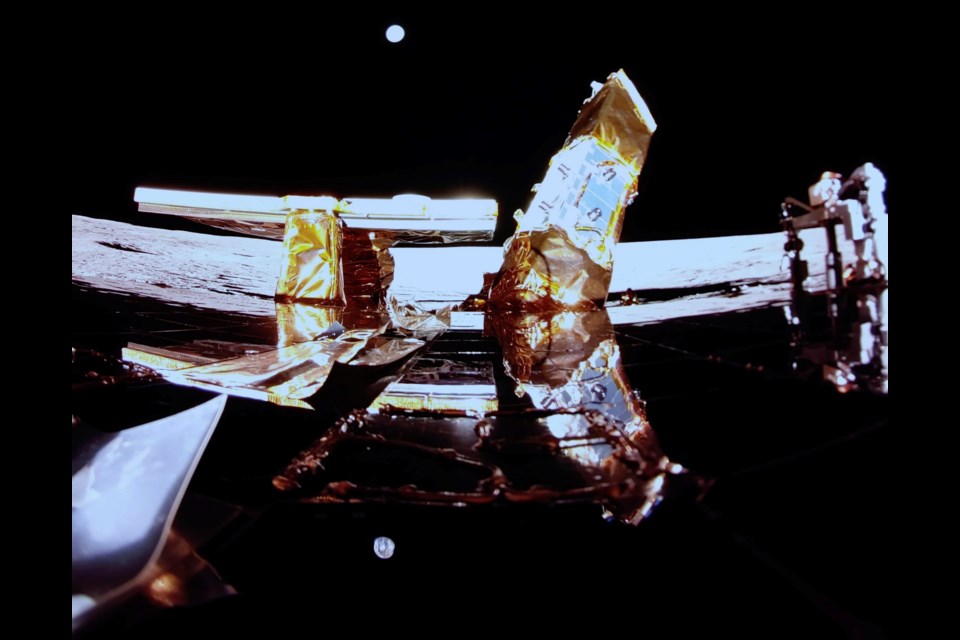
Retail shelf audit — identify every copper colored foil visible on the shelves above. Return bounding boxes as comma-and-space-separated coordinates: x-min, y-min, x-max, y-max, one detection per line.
490, 310, 654, 442
275, 215, 462, 311
487, 225, 612, 312
488, 309, 667, 521
488, 70, 657, 311
565, 70, 656, 170
340, 228, 397, 309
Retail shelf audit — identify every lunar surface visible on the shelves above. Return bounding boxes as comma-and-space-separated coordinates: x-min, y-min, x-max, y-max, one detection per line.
72, 215, 879, 326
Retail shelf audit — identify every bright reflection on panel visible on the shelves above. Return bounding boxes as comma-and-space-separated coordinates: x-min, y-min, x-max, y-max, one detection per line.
487, 70, 656, 312
134, 187, 284, 216
134, 188, 497, 240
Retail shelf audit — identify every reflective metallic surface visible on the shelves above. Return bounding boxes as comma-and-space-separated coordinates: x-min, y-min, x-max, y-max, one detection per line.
780, 163, 889, 393
275, 210, 345, 304
161, 331, 374, 406
121, 304, 426, 408
73, 214, 841, 322
72, 395, 228, 629
488, 70, 656, 311
72, 263, 891, 635
71, 18, 899, 633
134, 188, 498, 242
272, 309, 693, 524
275, 302, 347, 347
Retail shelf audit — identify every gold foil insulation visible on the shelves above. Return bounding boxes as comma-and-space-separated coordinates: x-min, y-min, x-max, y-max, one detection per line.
274, 209, 469, 317
491, 310, 650, 435
275, 209, 345, 305
125, 328, 426, 408
275, 302, 389, 347
125, 296, 419, 408
565, 69, 657, 170
489, 69, 657, 311
164, 330, 375, 403
274, 309, 685, 524
388, 296, 452, 339
490, 309, 668, 521
340, 228, 397, 309
275, 303, 344, 347
487, 224, 613, 312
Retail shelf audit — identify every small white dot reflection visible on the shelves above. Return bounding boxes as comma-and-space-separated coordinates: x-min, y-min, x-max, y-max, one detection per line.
373, 536, 396, 559
386, 25, 405, 43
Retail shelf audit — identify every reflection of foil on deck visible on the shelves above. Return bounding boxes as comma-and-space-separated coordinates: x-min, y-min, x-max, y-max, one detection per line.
367, 351, 497, 416
275, 310, 702, 524
273, 408, 692, 523
124, 328, 426, 408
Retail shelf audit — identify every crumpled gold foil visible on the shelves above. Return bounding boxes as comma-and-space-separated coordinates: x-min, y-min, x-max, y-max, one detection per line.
164, 330, 375, 404
348, 336, 425, 368
275, 302, 344, 347
388, 296, 451, 339
490, 310, 648, 431
274, 211, 485, 311
340, 228, 397, 309
273, 309, 692, 525
122, 292, 422, 407
276, 301, 391, 346
275, 209, 345, 305
566, 69, 657, 171
125, 326, 424, 407
489, 309, 669, 522
487, 69, 657, 311
486, 226, 612, 312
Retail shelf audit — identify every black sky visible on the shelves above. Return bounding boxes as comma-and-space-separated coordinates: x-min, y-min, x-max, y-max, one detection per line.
66, 9, 903, 242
